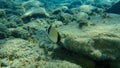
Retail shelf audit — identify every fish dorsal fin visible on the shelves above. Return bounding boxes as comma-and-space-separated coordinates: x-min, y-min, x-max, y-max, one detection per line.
47, 25, 58, 43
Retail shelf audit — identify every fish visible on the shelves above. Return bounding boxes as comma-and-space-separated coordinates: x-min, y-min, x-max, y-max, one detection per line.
106, 1, 120, 14
47, 25, 61, 44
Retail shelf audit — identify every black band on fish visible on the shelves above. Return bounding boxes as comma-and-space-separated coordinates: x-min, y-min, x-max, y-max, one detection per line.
47, 24, 61, 44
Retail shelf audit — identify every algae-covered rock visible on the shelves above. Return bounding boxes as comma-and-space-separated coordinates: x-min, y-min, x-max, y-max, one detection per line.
67, 0, 82, 9
0, 9, 6, 17
64, 36, 120, 60
52, 6, 69, 14
0, 38, 45, 68
59, 12, 73, 24
37, 60, 82, 68
52, 21, 63, 27
5, 21, 18, 28
21, 7, 49, 22
59, 14, 120, 61
0, 39, 33, 58
23, 19, 48, 30
0, 0, 14, 9
74, 12, 89, 21
10, 27, 30, 39
79, 5, 96, 14
0, 38, 83, 68
22, 0, 43, 11
0, 23, 10, 39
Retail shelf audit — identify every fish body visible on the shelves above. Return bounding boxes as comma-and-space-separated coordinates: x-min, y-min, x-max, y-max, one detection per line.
47, 25, 61, 44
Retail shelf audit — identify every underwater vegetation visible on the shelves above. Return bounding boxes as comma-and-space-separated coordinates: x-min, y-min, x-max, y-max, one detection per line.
0, 0, 120, 68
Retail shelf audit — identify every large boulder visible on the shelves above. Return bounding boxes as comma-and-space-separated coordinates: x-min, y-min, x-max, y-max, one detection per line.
64, 36, 120, 61
58, 14, 120, 61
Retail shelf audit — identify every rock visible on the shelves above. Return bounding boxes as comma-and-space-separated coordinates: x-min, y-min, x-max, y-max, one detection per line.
79, 5, 96, 14
0, 23, 10, 39
7, 15, 23, 26
74, 12, 89, 21
59, 12, 73, 24
67, 0, 82, 9
22, 19, 49, 35
64, 36, 120, 61
10, 27, 30, 39
78, 20, 89, 28
51, 12, 72, 25
5, 21, 17, 28
52, 21, 63, 27
52, 6, 69, 14
0, 38, 82, 68
22, 0, 43, 11
0, 38, 45, 68
0, 0, 14, 9
37, 60, 82, 68
51, 44, 95, 68
58, 14, 120, 61
0, 9, 6, 17
21, 7, 49, 22
70, 8, 81, 14
0, 39, 33, 58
